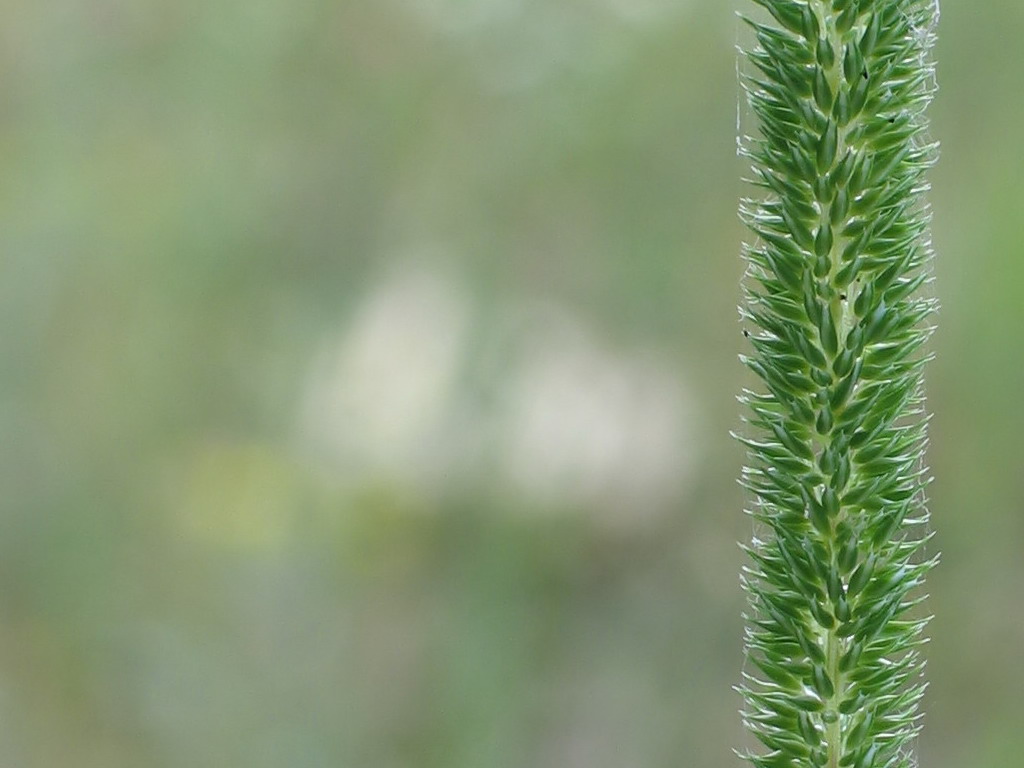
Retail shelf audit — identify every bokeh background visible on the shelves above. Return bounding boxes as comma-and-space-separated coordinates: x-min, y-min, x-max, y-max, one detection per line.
0, 0, 1020, 766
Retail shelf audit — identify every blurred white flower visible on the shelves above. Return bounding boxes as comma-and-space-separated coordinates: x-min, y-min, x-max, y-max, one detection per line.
498, 304, 695, 524
299, 265, 467, 485
299, 267, 698, 526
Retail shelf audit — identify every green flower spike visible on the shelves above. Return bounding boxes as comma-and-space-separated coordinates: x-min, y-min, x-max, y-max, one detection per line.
734, 2, 939, 768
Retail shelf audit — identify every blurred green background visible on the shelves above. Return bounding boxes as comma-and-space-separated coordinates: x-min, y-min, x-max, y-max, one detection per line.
0, 1, 1020, 766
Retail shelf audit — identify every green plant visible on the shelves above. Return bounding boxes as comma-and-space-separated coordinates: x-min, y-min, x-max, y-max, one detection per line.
734, 2, 939, 767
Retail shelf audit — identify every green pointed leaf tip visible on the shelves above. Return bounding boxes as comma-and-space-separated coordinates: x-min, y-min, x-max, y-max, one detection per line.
735, 2, 939, 767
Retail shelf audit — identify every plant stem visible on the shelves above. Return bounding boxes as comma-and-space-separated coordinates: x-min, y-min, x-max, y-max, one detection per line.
825, 629, 842, 768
